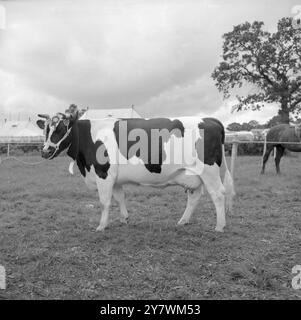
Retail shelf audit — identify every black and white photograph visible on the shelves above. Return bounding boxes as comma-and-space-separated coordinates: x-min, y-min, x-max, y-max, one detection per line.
0, 0, 301, 304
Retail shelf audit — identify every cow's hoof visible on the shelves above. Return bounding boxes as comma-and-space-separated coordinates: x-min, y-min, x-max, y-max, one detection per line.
96, 224, 106, 232
215, 226, 224, 232
120, 217, 129, 224
177, 219, 189, 226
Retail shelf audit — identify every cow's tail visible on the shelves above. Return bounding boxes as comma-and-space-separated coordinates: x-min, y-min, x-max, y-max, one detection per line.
222, 144, 235, 213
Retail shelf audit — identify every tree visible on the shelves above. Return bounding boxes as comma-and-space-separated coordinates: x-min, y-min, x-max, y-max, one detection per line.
248, 120, 259, 128
241, 122, 253, 131
227, 120, 264, 131
265, 114, 283, 128
227, 122, 242, 131
212, 17, 301, 124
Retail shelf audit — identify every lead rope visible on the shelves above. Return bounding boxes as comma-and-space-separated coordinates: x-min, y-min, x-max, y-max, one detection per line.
0, 156, 47, 166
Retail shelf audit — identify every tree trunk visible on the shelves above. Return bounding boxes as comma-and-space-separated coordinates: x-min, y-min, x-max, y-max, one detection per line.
278, 98, 290, 124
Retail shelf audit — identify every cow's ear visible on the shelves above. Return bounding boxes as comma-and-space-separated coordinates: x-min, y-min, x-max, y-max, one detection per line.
67, 104, 78, 116
36, 120, 45, 130
78, 108, 87, 118
69, 110, 80, 124
65, 104, 79, 124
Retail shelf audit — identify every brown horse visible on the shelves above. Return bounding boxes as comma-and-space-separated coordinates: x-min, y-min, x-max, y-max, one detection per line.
261, 124, 301, 174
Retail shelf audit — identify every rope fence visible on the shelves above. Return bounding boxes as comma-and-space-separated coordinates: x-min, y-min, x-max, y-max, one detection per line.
0, 142, 45, 165
0, 142, 42, 157
1, 139, 301, 175
225, 139, 301, 179
0, 156, 47, 166
226, 140, 301, 144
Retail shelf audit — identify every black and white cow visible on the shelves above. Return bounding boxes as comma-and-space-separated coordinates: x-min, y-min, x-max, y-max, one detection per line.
37, 106, 235, 232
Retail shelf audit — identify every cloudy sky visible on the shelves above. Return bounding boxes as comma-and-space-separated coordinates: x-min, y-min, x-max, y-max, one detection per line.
0, 0, 298, 124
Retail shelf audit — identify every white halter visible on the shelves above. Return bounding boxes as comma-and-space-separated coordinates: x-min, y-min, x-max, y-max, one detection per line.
43, 121, 72, 158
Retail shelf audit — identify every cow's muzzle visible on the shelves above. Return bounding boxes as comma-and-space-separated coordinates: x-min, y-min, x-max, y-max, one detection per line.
41, 147, 56, 159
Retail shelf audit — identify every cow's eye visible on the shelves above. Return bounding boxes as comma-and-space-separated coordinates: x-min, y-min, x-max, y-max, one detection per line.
52, 116, 59, 124
63, 119, 70, 127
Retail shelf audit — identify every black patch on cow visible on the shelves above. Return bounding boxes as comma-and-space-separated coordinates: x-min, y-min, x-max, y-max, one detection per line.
49, 121, 67, 144
66, 120, 110, 179
197, 117, 224, 167
45, 126, 50, 141
113, 118, 185, 173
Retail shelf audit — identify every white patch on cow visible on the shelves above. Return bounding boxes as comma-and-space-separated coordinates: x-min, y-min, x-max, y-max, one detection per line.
112, 184, 129, 223
69, 161, 75, 175
128, 155, 145, 165
43, 126, 55, 151
89, 119, 116, 143
170, 117, 204, 175
199, 163, 226, 232
95, 171, 116, 232
94, 121, 119, 167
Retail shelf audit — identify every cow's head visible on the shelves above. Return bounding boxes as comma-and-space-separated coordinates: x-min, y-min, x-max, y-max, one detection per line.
37, 104, 83, 159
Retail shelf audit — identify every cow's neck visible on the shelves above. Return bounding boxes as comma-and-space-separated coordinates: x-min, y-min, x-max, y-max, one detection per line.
66, 120, 97, 176
66, 121, 80, 161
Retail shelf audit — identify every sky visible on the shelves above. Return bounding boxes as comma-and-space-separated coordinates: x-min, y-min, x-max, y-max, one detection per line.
0, 0, 298, 125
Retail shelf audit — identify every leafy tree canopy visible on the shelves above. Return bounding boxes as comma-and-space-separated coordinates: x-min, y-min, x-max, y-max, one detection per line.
227, 120, 264, 131
212, 17, 301, 124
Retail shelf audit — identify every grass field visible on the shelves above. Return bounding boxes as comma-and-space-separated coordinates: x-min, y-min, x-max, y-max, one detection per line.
0, 154, 301, 300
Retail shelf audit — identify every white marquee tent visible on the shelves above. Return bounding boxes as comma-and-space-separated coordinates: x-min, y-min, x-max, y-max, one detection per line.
0, 120, 44, 144
80, 107, 141, 120
0, 107, 142, 144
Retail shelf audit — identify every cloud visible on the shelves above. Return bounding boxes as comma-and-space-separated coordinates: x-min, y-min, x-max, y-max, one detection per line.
0, 0, 297, 121
202, 100, 279, 126
139, 74, 223, 117
0, 70, 67, 119
1, 0, 214, 110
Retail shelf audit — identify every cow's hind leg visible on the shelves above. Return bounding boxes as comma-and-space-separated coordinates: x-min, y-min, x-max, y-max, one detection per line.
113, 184, 129, 224
261, 145, 273, 174
177, 185, 203, 225
275, 145, 285, 174
200, 164, 226, 232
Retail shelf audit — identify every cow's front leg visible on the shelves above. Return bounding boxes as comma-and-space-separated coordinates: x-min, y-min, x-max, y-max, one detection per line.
113, 184, 129, 224
96, 176, 114, 232
177, 185, 203, 225
96, 202, 111, 232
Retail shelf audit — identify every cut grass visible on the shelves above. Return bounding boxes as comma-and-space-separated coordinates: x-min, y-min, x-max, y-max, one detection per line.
0, 155, 301, 299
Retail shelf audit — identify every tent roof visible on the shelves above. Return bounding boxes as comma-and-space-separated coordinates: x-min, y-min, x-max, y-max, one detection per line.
80, 107, 141, 120
0, 120, 44, 143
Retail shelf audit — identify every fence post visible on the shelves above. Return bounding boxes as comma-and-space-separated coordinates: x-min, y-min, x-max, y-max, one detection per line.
7, 143, 10, 157
230, 140, 238, 179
